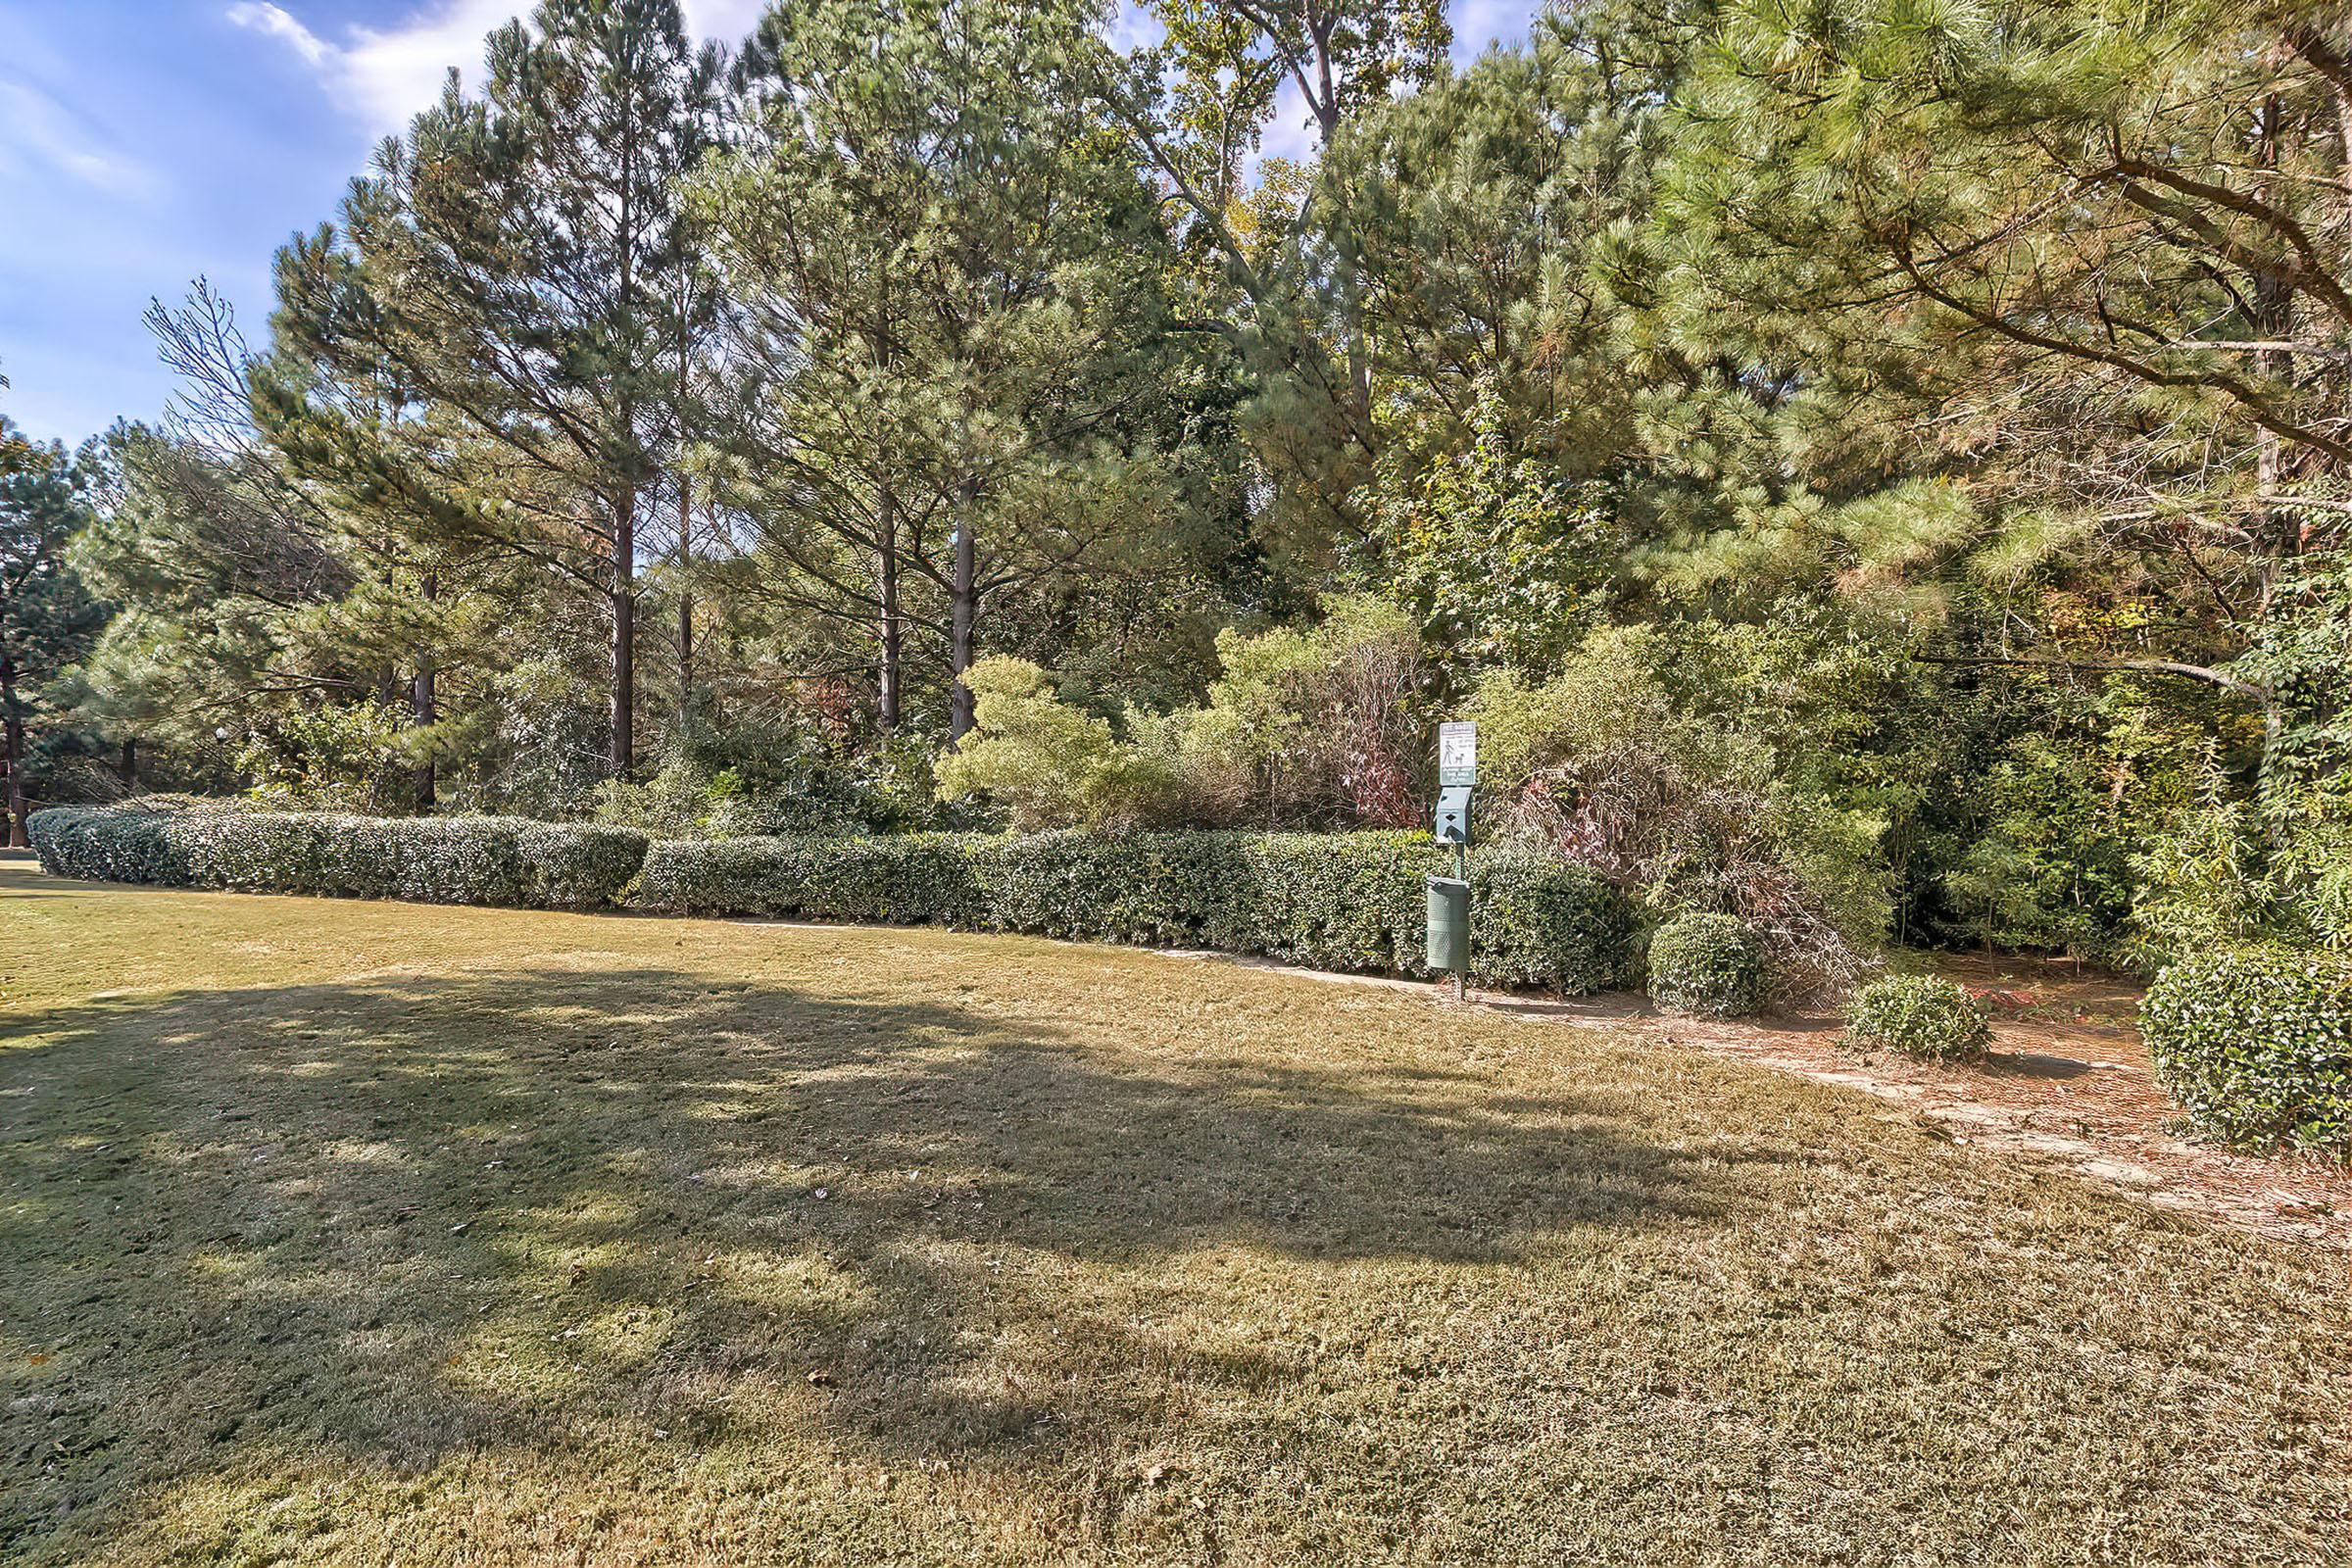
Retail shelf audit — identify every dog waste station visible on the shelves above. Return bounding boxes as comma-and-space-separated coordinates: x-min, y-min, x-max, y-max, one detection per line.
1428, 720, 1475, 1001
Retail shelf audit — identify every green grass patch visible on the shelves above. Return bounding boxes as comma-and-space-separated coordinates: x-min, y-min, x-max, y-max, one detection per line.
2, 856, 2345, 1564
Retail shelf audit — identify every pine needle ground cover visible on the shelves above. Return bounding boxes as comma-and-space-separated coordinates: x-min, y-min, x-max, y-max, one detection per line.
2, 857, 2344, 1566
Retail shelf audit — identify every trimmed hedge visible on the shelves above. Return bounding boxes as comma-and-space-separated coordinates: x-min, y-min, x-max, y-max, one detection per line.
2142, 947, 2352, 1158
31, 808, 1638, 995
1846, 974, 1989, 1062
637, 829, 1636, 994
1646, 912, 1766, 1018
28, 805, 647, 910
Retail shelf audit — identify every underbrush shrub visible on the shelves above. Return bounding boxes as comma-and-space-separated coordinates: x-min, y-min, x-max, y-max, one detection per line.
28, 805, 645, 909
2142, 947, 2352, 1158
639, 829, 1634, 993
1646, 912, 1766, 1017
1846, 975, 1989, 1061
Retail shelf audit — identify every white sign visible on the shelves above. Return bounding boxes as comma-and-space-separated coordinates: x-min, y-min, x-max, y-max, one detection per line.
1438, 721, 1477, 785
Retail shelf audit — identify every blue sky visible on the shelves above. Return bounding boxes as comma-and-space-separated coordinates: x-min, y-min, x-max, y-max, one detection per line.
0, 0, 1538, 446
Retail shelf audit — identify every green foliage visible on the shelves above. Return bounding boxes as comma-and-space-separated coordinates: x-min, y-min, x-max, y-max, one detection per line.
600, 729, 953, 839
1645, 913, 1766, 1018
29, 804, 646, 910
268, 0, 722, 781
2122, 564, 2352, 964
700, 0, 1229, 740
2142, 948, 2352, 1158
39, 0, 2352, 979
1160, 596, 1424, 826
1471, 848, 1641, 992
934, 604, 1423, 832
1359, 385, 1615, 673
635, 832, 985, 927
640, 829, 1634, 993
1467, 626, 1889, 1001
0, 422, 109, 837
1846, 975, 1989, 1063
934, 658, 1179, 831
2127, 768, 2273, 965
2238, 556, 2352, 951
232, 700, 415, 815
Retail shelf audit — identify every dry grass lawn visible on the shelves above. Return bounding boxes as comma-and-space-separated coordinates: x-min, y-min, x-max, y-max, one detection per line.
2, 855, 2346, 1565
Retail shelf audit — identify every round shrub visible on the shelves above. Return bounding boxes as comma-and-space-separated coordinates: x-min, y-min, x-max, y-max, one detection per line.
2142, 947, 2352, 1158
1645, 913, 1766, 1017
1846, 974, 1989, 1061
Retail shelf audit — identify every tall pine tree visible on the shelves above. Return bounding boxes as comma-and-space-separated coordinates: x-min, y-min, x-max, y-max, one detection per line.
273, 0, 719, 779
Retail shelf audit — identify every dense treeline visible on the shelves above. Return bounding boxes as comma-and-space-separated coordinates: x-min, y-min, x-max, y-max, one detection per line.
3, 0, 2348, 985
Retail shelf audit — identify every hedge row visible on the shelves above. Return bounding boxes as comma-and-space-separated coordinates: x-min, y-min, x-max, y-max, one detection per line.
636, 829, 1636, 993
2142, 946, 2351, 1158
28, 805, 647, 910
29, 808, 1639, 994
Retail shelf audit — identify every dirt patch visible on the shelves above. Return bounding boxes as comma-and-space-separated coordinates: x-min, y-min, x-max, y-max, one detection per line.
1501, 955, 2352, 1251
1190, 949, 2352, 1252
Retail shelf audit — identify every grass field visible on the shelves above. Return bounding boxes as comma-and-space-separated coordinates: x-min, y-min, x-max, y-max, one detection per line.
2, 855, 2346, 1565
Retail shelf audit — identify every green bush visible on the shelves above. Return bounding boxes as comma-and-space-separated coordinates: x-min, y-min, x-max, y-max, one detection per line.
1646, 913, 1766, 1017
28, 805, 646, 910
33, 806, 1637, 994
933, 658, 1180, 831
639, 829, 1635, 994
1846, 974, 1990, 1061
635, 832, 984, 927
2142, 947, 2352, 1157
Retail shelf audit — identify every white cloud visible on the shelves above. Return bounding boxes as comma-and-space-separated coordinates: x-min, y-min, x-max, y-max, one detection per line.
335, 0, 528, 128
682, 0, 773, 47
225, 2, 330, 68
230, 0, 1533, 144
227, 0, 773, 134
0, 78, 156, 199
1450, 0, 1535, 61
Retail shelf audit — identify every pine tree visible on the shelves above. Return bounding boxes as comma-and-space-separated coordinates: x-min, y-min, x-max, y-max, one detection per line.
701, 0, 1215, 736
1665, 0, 2352, 690
0, 425, 106, 845
272, 0, 720, 780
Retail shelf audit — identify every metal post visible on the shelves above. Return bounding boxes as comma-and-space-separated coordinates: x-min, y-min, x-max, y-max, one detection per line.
1453, 838, 1467, 1002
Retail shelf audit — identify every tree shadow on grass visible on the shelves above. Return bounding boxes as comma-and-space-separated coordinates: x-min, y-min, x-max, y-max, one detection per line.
1, 963, 1733, 1554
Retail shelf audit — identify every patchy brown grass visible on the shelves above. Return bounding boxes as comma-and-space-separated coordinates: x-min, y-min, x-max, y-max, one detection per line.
2, 855, 2346, 1565
1509, 952, 2352, 1250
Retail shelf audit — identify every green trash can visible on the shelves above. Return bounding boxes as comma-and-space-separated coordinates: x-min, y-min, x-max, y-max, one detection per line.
1426, 874, 1469, 974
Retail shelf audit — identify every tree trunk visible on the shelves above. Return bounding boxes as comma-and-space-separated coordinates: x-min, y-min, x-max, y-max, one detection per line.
1, 654, 24, 849
414, 572, 438, 809
612, 490, 637, 782
877, 481, 902, 732
413, 659, 438, 809
2247, 90, 2296, 777
118, 738, 137, 792
674, 293, 697, 735
948, 503, 977, 740
675, 468, 695, 734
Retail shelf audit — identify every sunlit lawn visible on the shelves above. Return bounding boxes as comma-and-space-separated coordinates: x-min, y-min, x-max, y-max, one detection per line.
2, 853, 2345, 1565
